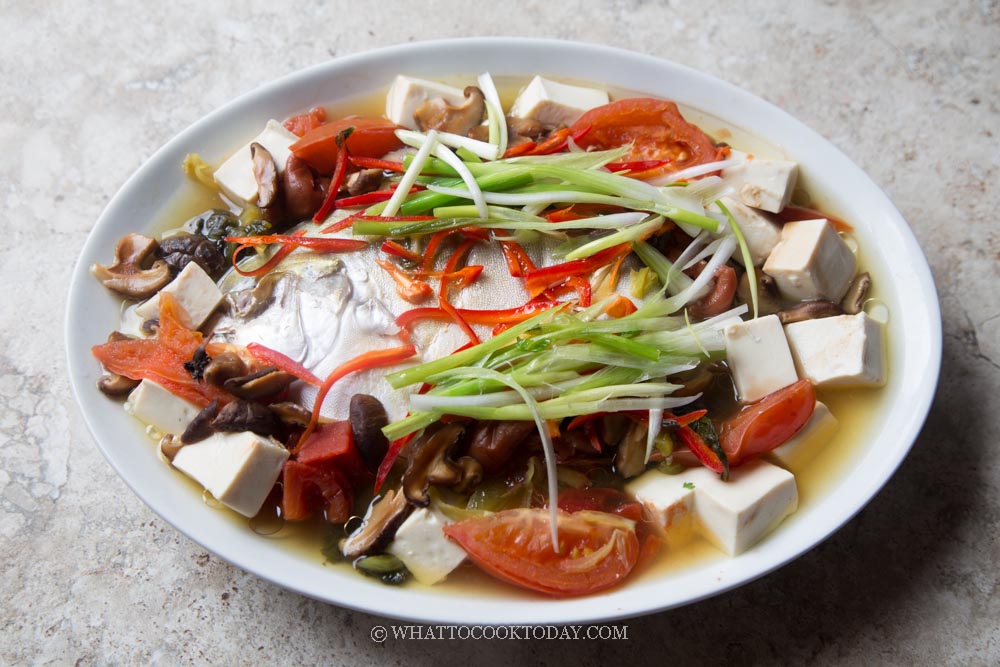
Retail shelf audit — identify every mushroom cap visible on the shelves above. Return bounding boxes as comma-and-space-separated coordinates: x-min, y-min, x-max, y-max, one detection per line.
91, 233, 173, 300
414, 86, 487, 136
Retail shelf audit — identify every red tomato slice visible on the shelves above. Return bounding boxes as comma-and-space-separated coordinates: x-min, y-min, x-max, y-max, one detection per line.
570, 98, 718, 176
443, 508, 640, 597
281, 460, 353, 523
720, 379, 816, 466
90, 293, 231, 407
290, 116, 403, 174
283, 106, 327, 137
296, 420, 370, 484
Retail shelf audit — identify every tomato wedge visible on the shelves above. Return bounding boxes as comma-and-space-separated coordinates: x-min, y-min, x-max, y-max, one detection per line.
719, 379, 816, 466
570, 98, 718, 176
290, 116, 403, 174
443, 508, 639, 597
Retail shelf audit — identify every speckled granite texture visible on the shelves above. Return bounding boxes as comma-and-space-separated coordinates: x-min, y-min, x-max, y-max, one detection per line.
2, 0, 997, 664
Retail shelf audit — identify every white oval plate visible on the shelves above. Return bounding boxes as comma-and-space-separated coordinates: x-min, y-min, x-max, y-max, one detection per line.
66, 38, 941, 624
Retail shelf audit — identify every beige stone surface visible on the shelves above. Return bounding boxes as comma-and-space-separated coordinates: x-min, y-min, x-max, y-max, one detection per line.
2, 0, 998, 664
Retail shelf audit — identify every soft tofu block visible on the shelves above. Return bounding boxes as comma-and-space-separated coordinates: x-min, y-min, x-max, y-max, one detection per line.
784, 312, 885, 387
171, 431, 289, 518
388, 508, 466, 585
626, 470, 698, 530
135, 261, 224, 330
125, 379, 202, 436
763, 218, 856, 302
713, 196, 782, 266
723, 314, 799, 402
768, 401, 839, 469
212, 120, 299, 206
509, 76, 609, 128
723, 155, 799, 213
691, 459, 798, 555
385, 75, 467, 130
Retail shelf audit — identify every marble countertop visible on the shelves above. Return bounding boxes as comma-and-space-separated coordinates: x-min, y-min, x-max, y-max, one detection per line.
3, 1, 998, 664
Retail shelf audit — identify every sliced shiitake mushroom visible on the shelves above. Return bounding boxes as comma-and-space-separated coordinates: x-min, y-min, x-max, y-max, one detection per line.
156, 233, 226, 278
269, 401, 312, 428
614, 420, 648, 479
223, 367, 295, 400
349, 394, 390, 474
96, 332, 140, 396
414, 86, 486, 136
466, 420, 537, 474
251, 142, 279, 208
211, 400, 282, 437
91, 233, 173, 300
777, 300, 842, 325
283, 155, 327, 221
340, 489, 411, 559
202, 352, 249, 388
401, 422, 466, 506
180, 400, 218, 444
345, 169, 384, 196
469, 116, 545, 142
841, 272, 871, 315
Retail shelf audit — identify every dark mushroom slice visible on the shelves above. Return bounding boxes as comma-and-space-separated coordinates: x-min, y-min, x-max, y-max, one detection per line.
269, 401, 312, 428
250, 142, 280, 208
283, 155, 328, 221
156, 233, 226, 278
414, 86, 486, 136
736, 270, 781, 316
223, 367, 295, 400
614, 420, 648, 479
96, 332, 140, 396
90, 233, 173, 300
180, 400, 218, 444
841, 272, 871, 315
211, 400, 282, 438
140, 318, 160, 336
345, 169, 384, 196
158, 434, 185, 462
688, 265, 738, 320
202, 352, 249, 388
401, 422, 466, 506
777, 300, 843, 325
340, 489, 411, 559
469, 116, 545, 143
226, 270, 286, 319
452, 456, 483, 494
349, 394, 390, 474
466, 419, 537, 474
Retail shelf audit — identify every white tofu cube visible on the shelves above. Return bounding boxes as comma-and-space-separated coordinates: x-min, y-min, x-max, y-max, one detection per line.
385, 75, 467, 130
213, 120, 299, 206
784, 313, 885, 387
763, 218, 856, 302
172, 431, 289, 518
768, 401, 839, 469
723, 315, 799, 402
723, 155, 799, 213
388, 508, 466, 585
712, 196, 782, 266
626, 469, 697, 530
691, 459, 798, 555
509, 76, 609, 128
125, 379, 202, 436
135, 262, 224, 330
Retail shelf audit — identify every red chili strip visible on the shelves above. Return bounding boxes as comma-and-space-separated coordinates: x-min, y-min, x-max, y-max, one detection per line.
312, 134, 352, 223
246, 342, 322, 387
606, 159, 671, 173
334, 185, 422, 208
526, 124, 592, 156
395, 301, 557, 329
523, 243, 630, 297
296, 344, 418, 455
438, 296, 480, 345
348, 156, 407, 172
374, 432, 414, 493
502, 141, 537, 158
677, 423, 728, 477
380, 239, 423, 264
231, 230, 308, 277
498, 240, 536, 277
376, 259, 434, 304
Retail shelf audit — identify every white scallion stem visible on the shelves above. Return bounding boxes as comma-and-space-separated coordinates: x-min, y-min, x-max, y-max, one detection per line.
477, 73, 508, 158
383, 130, 439, 217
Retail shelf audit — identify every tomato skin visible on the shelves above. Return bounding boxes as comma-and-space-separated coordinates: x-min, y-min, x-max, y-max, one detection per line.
281, 460, 353, 523
558, 487, 643, 522
720, 379, 816, 466
570, 98, 718, 176
443, 508, 639, 597
290, 116, 403, 174
296, 420, 370, 484
283, 106, 327, 137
